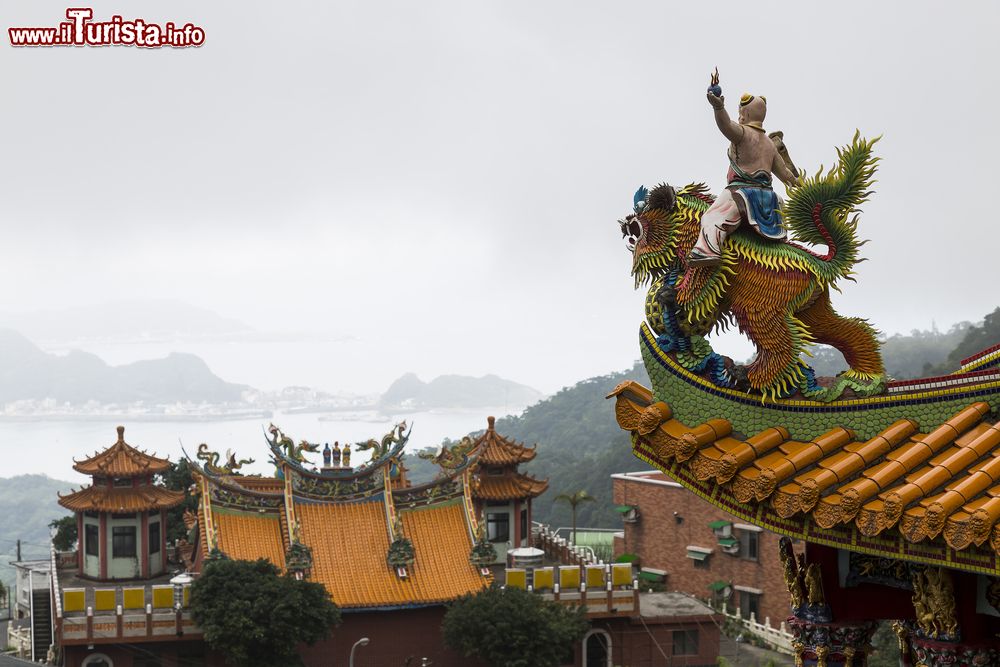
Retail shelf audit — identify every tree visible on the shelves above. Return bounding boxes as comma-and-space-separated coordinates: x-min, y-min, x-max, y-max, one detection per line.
157, 459, 199, 543
554, 490, 595, 545
49, 515, 77, 552
442, 584, 589, 667
190, 558, 340, 667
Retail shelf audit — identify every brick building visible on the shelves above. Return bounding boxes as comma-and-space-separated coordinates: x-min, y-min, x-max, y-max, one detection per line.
611, 470, 797, 627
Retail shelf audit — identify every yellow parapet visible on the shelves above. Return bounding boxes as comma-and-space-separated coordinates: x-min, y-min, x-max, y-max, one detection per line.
585, 565, 605, 590
122, 587, 145, 610
532, 567, 554, 591
611, 563, 633, 587
559, 566, 580, 590
94, 589, 116, 611
151, 585, 174, 609
505, 569, 526, 590
63, 589, 85, 613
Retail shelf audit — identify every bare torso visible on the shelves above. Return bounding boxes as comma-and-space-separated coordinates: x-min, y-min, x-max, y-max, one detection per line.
729, 127, 781, 176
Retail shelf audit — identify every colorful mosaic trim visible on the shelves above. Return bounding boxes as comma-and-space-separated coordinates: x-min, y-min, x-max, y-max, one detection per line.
630, 435, 1000, 576
641, 324, 1000, 441
290, 466, 385, 502
393, 478, 463, 509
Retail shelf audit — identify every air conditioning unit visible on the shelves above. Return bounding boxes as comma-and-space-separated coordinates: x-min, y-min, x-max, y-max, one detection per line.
719, 537, 740, 555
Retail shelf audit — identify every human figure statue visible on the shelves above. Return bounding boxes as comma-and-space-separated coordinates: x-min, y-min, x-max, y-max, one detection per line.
342, 443, 351, 468
332, 441, 342, 467
689, 68, 800, 266
322, 442, 332, 468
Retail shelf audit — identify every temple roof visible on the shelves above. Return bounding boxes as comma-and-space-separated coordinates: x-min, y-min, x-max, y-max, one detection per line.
192, 425, 490, 610
473, 471, 548, 501
211, 508, 287, 568
611, 380, 1000, 574
58, 484, 184, 513
474, 416, 537, 466
73, 426, 172, 477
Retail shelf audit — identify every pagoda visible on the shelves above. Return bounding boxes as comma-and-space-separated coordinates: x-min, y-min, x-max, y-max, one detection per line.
59, 425, 184, 580
469, 416, 548, 563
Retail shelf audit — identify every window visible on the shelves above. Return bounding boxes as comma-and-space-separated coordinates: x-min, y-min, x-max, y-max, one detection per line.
113, 478, 132, 488
739, 529, 759, 561
693, 556, 710, 570
739, 591, 761, 620
149, 521, 161, 554
672, 629, 698, 656
112, 526, 137, 558
486, 512, 509, 542
85, 524, 99, 557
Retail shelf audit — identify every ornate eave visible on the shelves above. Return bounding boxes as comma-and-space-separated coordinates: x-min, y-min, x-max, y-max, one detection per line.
611, 373, 1000, 576
474, 416, 538, 466
58, 484, 184, 513
472, 471, 549, 501
73, 425, 172, 477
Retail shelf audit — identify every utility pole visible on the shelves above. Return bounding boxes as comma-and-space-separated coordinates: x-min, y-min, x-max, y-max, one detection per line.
16, 539, 21, 561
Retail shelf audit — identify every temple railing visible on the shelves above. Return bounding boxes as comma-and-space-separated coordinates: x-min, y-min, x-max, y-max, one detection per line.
503, 563, 638, 617
714, 600, 793, 654
531, 522, 599, 567
57, 581, 200, 645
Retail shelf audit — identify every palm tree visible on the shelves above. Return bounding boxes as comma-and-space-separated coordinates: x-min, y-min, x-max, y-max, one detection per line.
554, 490, 595, 546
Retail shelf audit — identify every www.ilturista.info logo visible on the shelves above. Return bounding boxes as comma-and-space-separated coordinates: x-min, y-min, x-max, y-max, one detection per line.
9, 8, 205, 48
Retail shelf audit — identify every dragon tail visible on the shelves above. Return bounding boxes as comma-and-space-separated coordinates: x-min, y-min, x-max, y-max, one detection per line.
783, 132, 880, 285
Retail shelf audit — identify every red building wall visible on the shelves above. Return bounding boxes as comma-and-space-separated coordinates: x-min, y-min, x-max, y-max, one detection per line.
299, 606, 488, 667
580, 614, 721, 667
613, 471, 797, 627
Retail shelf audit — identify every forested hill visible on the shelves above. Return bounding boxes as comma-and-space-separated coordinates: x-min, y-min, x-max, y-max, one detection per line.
493, 363, 651, 530
406, 307, 1000, 531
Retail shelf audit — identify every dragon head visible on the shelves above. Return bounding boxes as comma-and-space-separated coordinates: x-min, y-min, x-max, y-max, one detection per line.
298, 439, 320, 453
619, 182, 699, 287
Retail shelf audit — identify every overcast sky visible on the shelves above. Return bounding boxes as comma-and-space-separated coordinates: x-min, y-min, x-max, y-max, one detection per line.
2, 1, 997, 394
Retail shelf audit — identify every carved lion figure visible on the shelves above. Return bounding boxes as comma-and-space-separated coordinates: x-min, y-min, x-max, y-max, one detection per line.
620, 134, 885, 401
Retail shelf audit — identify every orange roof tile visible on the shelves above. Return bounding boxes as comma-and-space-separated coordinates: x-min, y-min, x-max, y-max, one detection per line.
297, 498, 485, 609
213, 509, 286, 568
613, 382, 1000, 565
58, 484, 184, 513
474, 472, 549, 501
73, 426, 172, 476
474, 416, 537, 466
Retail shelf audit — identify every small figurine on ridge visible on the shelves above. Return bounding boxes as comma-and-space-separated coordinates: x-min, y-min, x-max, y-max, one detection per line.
690, 68, 800, 266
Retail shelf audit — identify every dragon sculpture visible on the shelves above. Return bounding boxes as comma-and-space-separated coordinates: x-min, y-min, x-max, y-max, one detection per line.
196, 443, 254, 475
620, 133, 885, 401
354, 421, 409, 460
267, 423, 320, 463
419, 435, 477, 471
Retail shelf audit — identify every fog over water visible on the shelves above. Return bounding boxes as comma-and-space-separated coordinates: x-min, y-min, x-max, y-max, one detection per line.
2, 2, 998, 427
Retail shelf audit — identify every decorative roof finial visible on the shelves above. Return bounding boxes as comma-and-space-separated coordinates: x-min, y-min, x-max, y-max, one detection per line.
487, 416, 495, 431
116, 425, 125, 441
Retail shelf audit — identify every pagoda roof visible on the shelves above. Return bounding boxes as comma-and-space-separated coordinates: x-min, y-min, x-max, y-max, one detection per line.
612, 380, 1000, 575
73, 426, 172, 477
58, 484, 184, 513
473, 471, 549, 501
473, 416, 537, 465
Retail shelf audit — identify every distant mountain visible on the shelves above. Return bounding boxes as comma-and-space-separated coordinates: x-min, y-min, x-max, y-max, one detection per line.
0, 475, 75, 584
379, 373, 543, 410
0, 299, 251, 344
0, 329, 247, 404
